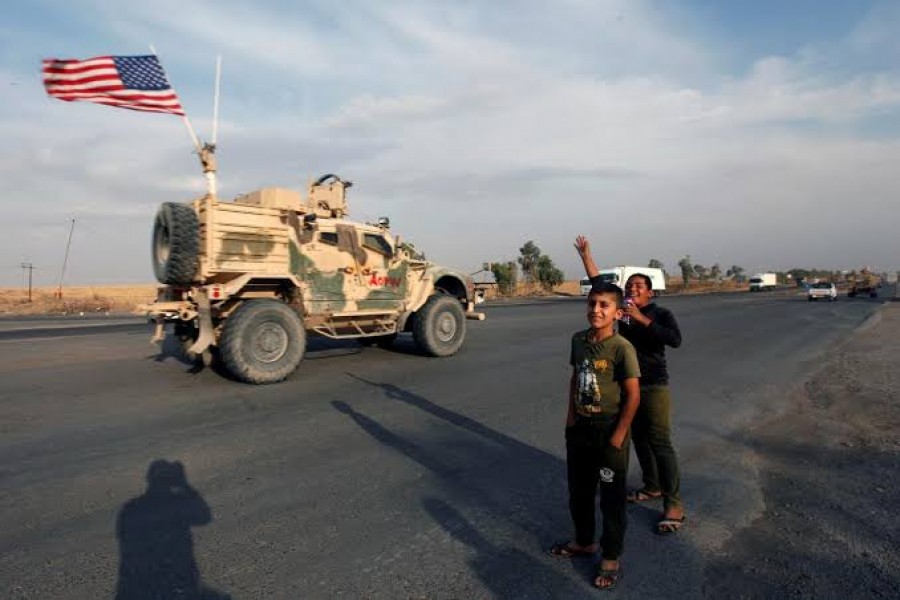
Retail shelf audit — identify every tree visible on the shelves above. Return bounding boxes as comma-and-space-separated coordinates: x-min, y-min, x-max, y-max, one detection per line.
517, 241, 541, 283
489, 261, 518, 295
678, 255, 693, 287
648, 258, 666, 279
693, 264, 708, 281
727, 265, 745, 282
536, 255, 564, 291
710, 263, 722, 282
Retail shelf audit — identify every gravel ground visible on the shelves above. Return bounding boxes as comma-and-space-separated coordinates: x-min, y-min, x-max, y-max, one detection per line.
703, 301, 900, 598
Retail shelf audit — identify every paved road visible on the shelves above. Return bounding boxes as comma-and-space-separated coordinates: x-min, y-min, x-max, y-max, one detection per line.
0, 289, 886, 599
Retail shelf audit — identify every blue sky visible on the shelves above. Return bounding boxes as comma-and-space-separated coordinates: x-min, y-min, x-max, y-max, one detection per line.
2, 0, 899, 286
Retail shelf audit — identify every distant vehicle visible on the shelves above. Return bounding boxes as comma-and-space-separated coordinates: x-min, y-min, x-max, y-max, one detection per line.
580, 277, 592, 295
590, 266, 666, 296
848, 268, 879, 298
807, 281, 837, 302
749, 272, 777, 292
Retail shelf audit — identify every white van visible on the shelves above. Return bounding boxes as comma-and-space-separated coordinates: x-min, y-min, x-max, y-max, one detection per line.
590, 266, 666, 296
580, 277, 592, 295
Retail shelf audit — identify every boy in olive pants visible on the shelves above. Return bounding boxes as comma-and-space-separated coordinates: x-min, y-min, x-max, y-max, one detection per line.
549, 282, 640, 591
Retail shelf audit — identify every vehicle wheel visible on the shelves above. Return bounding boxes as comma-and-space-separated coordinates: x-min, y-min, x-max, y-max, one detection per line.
152, 202, 199, 284
807, 296, 813, 302
871, 292, 878, 298
219, 300, 306, 384
412, 294, 466, 357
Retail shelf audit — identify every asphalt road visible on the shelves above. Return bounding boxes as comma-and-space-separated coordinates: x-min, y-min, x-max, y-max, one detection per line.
0, 289, 887, 599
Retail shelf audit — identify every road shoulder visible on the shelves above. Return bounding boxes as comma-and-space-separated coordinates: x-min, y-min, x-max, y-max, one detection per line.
703, 302, 900, 597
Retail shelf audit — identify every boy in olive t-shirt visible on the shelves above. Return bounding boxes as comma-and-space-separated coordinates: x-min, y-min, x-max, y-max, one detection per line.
548, 283, 640, 591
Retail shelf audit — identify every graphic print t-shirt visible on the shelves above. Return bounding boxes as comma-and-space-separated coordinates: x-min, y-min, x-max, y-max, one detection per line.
570, 330, 640, 417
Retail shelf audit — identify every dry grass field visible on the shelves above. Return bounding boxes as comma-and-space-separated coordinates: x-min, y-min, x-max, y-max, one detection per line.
0, 285, 159, 316
0, 278, 752, 316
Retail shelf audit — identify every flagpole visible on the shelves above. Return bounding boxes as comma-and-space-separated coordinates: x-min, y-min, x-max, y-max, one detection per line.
212, 55, 221, 145
149, 45, 202, 153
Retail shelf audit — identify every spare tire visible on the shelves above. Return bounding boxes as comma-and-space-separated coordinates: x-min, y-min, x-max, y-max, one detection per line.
152, 202, 199, 284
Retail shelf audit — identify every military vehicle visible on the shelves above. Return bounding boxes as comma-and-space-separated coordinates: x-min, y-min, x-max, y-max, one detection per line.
141, 174, 484, 384
847, 268, 879, 298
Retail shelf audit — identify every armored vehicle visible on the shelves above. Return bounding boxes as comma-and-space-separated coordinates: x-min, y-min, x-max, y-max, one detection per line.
142, 174, 484, 384
847, 268, 879, 298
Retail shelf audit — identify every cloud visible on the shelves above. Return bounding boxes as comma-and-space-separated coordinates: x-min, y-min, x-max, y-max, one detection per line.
2, 2, 900, 286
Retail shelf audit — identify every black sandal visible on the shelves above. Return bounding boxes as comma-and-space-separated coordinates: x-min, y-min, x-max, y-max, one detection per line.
547, 541, 597, 558
594, 566, 622, 590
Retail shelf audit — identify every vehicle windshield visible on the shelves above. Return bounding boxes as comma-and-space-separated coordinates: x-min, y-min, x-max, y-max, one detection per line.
596, 273, 619, 284
749, 278, 762, 284
580, 278, 591, 286
813, 282, 833, 289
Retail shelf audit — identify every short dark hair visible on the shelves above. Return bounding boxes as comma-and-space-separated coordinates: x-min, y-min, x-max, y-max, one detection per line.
626, 273, 653, 290
589, 282, 624, 306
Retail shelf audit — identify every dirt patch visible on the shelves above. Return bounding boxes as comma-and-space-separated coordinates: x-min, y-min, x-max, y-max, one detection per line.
0, 285, 157, 316
703, 303, 900, 598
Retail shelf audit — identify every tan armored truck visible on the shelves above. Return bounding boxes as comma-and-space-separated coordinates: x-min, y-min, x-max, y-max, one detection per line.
847, 268, 879, 298
142, 174, 484, 384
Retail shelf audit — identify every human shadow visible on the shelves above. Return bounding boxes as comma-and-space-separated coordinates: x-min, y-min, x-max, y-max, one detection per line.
114, 460, 231, 600
333, 376, 598, 587
422, 497, 590, 598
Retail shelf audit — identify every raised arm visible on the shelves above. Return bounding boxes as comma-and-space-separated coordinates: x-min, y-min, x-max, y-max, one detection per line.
574, 235, 600, 279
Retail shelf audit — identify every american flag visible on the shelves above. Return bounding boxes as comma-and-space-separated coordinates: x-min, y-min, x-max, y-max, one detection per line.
42, 55, 185, 116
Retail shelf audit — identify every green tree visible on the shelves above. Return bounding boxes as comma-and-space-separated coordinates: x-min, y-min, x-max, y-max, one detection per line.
536, 255, 565, 291
517, 241, 541, 283
678, 255, 693, 287
727, 265, 745, 282
693, 264, 708, 281
489, 261, 518, 295
648, 258, 666, 279
710, 263, 721, 282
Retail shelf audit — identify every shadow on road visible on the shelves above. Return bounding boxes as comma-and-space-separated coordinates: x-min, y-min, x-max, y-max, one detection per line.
334, 375, 601, 594
114, 460, 231, 600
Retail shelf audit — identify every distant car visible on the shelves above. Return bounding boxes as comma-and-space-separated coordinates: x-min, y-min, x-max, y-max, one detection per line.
807, 281, 837, 302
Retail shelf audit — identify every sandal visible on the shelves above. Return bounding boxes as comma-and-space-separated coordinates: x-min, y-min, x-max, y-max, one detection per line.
626, 488, 662, 503
656, 515, 686, 534
594, 566, 622, 590
547, 541, 597, 558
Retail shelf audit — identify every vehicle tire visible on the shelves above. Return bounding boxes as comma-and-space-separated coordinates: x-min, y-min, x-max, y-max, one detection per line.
218, 300, 306, 384
807, 296, 813, 302
412, 294, 466, 357
848, 291, 856, 298
152, 202, 199, 285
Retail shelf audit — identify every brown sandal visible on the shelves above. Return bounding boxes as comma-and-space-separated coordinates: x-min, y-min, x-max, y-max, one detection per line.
626, 488, 662, 503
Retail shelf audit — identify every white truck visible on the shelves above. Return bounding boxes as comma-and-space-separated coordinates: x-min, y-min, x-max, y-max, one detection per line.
587, 266, 666, 296
749, 272, 777, 292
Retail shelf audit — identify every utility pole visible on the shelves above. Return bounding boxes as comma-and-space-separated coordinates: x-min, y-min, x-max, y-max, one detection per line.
57, 218, 75, 299
20, 262, 34, 302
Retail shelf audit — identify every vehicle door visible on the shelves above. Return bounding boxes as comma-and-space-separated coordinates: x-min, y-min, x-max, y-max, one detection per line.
357, 229, 406, 311
294, 222, 361, 314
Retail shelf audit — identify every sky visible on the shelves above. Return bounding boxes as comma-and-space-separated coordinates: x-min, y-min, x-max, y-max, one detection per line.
2, 0, 899, 287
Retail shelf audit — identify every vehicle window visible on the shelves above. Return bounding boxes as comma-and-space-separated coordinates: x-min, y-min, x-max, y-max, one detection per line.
814, 282, 832, 289
580, 278, 591, 286
597, 274, 618, 284
319, 232, 338, 245
362, 233, 393, 256
749, 278, 762, 284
